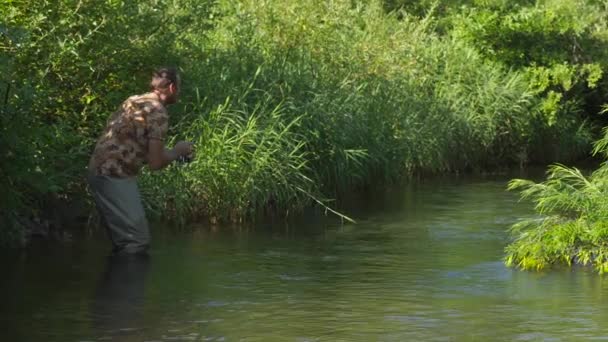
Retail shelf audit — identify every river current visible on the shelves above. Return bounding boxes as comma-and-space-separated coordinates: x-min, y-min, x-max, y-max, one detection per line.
2, 175, 608, 341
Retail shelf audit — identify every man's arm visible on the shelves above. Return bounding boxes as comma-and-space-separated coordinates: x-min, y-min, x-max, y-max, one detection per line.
145, 101, 192, 171
147, 139, 191, 171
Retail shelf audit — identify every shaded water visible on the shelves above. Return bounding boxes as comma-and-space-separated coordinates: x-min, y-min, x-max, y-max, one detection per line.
3, 176, 608, 341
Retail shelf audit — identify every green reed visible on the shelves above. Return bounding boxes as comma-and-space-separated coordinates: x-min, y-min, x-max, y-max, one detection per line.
137, 0, 541, 223
140, 93, 356, 224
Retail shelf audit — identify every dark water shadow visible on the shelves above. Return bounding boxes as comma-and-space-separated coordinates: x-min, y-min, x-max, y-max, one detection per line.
91, 253, 150, 339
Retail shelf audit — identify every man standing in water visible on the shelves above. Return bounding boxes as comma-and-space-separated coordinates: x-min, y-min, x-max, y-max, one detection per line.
88, 67, 193, 255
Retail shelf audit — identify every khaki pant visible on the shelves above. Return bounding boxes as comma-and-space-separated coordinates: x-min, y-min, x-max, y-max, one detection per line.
88, 174, 150, 255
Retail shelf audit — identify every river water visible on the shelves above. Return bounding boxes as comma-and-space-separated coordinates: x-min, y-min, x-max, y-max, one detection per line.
3, 175, 608, 341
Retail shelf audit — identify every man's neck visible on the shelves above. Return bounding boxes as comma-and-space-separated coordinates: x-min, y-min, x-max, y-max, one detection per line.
152, 90, 166, 105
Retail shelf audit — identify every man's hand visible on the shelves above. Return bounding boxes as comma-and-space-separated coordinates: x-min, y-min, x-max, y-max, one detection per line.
174, 141, 194, 157
175, 141, 196, 163
148, 140, 194, 170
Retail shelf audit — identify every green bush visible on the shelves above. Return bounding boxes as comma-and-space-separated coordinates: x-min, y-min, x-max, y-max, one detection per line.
451, 0, 608, 151
1, 0, 213, 244
506, 127, 608, 273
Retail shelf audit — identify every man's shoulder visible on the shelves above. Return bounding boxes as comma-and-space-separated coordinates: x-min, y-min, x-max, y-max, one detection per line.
125, 93, 167, 115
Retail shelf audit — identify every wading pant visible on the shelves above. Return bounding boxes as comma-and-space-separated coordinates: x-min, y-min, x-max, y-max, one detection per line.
88, 174, 150, 255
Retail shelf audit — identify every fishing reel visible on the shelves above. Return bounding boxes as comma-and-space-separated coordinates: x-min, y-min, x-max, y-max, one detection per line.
177, 153, 194, 164
176, 140, 196, 164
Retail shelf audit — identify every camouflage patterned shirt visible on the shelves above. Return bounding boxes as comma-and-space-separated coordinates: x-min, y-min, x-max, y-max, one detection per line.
89, 93, 169, 178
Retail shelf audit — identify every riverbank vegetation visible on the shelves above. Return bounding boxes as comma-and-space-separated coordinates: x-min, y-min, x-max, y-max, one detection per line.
2, 0, 608, 246
506, 128, 608, 274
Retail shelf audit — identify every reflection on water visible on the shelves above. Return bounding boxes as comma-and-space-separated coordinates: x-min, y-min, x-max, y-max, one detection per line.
2, 175, 608, 341
92, 254, 150, 340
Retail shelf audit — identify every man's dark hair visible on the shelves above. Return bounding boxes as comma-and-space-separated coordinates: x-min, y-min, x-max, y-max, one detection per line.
150, 67, 179, 91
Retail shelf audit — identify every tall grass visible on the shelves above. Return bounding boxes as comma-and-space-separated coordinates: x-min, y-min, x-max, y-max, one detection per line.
180, 0, 537, 178
146, 0, 549, 224
140, 94, 333, 224
134, 0, 546, 224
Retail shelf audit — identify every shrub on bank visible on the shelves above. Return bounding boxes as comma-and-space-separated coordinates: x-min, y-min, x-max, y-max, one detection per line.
506, 127, 608, 273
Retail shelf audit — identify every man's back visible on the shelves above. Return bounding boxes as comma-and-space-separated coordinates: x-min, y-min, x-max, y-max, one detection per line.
89, 93, 168, 178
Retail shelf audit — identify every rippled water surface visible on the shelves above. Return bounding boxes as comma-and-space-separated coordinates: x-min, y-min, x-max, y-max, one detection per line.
3, 176, 608, 341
